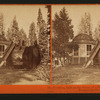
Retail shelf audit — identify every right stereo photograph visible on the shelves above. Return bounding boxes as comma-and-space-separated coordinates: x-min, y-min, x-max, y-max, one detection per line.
52, 5, 100, 85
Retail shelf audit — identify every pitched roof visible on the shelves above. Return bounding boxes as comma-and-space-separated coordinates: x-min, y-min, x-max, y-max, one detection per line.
0, 35, 10, 45
83, 41, 100, 68
0, 35, 7, 41
73, 34, 96, 44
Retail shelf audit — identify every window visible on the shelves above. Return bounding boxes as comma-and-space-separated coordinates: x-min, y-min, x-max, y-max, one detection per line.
87, 45, 91, 55
0, 45, 4, 56
22, 40, 25, 46
0, 45, 4, 52
74, 48, 78, 56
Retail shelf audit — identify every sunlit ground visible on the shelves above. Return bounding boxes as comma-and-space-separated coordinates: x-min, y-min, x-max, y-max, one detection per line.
0, 66, 49, 85
52, 64, 100, 85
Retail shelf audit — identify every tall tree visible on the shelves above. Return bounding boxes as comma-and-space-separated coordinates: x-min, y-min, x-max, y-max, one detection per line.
19, 28, 28, 46
45, 5, 51, 57
29, 22, 37, 46
12, 16, 19, 32
7, 16, 19, 42
35, 8, 50, 82
37, 8, 43, 25
0, 13, 5, 36
37, 8, 46, 35
45, 5, 51, 34
37, 8, 48, 63
52, 7, 74, 57
6, 28, 12, 41
94, 22, 100, 40
19, 28, 27, 39
78, 12, 92, 36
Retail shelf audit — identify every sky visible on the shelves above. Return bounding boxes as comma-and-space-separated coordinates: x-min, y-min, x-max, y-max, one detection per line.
52, 5, 100, 36
0, 5, 47, 36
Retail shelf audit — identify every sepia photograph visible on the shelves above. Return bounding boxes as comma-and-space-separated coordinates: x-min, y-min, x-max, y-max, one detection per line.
52, 5, 100, 85
0, 5, 50, 85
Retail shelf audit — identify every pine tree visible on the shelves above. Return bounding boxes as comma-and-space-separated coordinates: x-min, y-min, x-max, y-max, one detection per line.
78, 12, 92, 36
12, 16, 19, 32
0, 13, 5, 36
6, 28, 12, 41
35, 8, 50, 82
29, 22, 37, 46
37, 8, 43, 25
45, 5, 51, 34
20, 29, 27, 39
19, 28, 28, 46
52, 7, 74, 58
37, 8, 48, 64
7, 16, 19, 43
45, 5, 51, 58
94, 22, 100, 41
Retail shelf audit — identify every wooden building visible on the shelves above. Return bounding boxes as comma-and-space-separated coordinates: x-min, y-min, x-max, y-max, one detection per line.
83, 41, 100, 68
0, 35, 10, 58
71, 34, 96, 64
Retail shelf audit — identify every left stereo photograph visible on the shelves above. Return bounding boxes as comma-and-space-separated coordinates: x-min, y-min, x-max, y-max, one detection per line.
0, 5, 51, 85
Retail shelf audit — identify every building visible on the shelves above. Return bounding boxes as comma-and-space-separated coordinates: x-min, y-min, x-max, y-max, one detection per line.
0, 35, 10, 58
83, 41, 100, 68
71, 34, 96, 64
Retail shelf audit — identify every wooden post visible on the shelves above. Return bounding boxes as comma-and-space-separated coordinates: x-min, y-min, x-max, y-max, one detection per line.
78, 46, 80, 64
72, 49, 74, 64
85, 57, 87, 63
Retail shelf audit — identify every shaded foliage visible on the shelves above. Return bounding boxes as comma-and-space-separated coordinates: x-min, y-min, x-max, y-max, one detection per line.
7, 17, 28, 46
67, 42, 79, 52
52, 7, 74, 57
6, 16, 19, 42
94, 22, 100, 41
19, 28, 28, 46
29, 22, 37, 46
78, 12, 92, 36
0, 13, 5, 36
37, 8, 48, 60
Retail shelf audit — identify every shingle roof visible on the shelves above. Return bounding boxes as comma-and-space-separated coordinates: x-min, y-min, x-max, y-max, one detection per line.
0, 35, 10, 45
73, 34, 96, 44
0, 35, 7, 41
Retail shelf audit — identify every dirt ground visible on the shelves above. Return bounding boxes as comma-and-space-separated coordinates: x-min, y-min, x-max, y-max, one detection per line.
0, 67, 49, 85
52, 64, 100, 85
